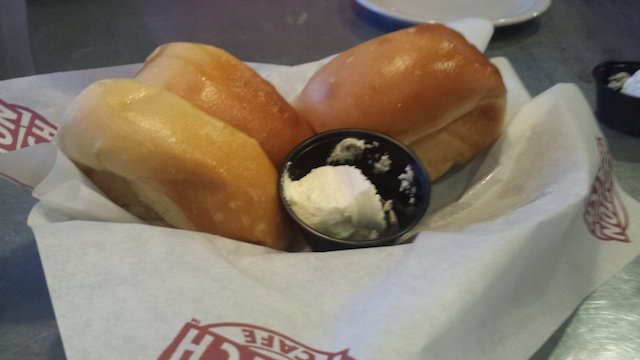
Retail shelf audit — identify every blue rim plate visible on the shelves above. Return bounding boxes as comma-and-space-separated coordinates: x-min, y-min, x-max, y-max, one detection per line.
355, 0, 552, 27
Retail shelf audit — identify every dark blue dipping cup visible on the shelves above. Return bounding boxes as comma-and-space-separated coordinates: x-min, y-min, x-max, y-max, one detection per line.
278, 129, 431, 251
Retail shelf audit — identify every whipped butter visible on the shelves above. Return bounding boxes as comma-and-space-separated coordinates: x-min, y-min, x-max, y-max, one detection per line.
608, 70, 640, 98
327, 137, 369, 163
282, 165, 387, 241
621, 69, 640, 98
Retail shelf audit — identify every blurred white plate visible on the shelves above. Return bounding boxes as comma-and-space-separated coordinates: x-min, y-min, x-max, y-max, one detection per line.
356, 0, 551, 27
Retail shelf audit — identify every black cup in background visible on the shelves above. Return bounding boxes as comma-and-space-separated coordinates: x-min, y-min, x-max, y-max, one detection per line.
592, 61, 640, 137
278, 129, 431, 251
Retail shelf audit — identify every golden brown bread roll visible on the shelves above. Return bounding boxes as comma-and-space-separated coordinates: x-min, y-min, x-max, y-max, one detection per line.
56, 79, 291, 250
294, 23, 506, 180
134, 42, 315, 167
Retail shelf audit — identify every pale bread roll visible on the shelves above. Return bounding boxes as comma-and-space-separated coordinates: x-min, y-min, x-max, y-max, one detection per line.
56, 79, 291, 250
295, 23, 506, 180
135, 42, 315, 167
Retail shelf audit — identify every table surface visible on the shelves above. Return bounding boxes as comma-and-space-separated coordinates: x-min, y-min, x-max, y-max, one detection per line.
1, 0, 639, 359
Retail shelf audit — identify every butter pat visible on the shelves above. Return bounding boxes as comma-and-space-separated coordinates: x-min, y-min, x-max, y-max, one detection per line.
621, 69, 640, 98
282, 165, 386, 240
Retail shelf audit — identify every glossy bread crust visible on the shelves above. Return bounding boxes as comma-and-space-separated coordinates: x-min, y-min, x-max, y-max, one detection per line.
135, 42, 314, 168
57, 79, 291, 250
295, 23, 507, 180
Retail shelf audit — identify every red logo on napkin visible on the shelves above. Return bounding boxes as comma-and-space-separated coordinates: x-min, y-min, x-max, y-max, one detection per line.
0, 98, 57, 153
583, 137, 630, 242
159, 320, 355, 360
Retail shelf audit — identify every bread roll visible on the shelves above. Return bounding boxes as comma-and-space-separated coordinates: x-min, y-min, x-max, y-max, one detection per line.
295, 23, 506, 180
56, 79, 291, 250
135, 42, 314, 167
